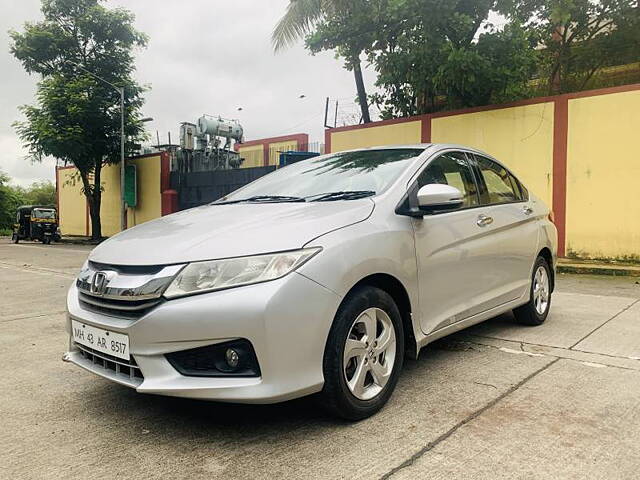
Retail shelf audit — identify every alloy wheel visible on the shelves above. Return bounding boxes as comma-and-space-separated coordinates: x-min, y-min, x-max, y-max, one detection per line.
343, 307, 397, 401
533, 265, 550, 315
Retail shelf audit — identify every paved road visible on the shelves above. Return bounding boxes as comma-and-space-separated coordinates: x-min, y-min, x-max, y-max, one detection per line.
1, 238, 639, 479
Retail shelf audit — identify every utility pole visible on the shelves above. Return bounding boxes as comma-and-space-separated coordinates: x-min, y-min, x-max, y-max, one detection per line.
324, 97, 332, 129
119, 86, 126, 232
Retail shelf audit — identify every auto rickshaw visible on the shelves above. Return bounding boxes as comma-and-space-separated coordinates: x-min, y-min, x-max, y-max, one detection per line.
12, 205, 61, 245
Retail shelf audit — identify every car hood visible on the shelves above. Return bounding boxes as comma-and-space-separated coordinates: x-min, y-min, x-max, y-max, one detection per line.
89, 200, 374, 266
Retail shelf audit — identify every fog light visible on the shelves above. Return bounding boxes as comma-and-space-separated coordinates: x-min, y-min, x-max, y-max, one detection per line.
166, 339, 260, 377
225, 348, 240, 369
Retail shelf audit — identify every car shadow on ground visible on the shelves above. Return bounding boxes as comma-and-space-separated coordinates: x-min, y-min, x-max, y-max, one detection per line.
76, 313, 522, 435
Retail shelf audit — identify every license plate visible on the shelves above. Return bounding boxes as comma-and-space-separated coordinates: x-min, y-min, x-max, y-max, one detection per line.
71, 320, 130, 360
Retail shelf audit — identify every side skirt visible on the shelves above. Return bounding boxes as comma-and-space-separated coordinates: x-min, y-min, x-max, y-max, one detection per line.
413, 293, 530, 356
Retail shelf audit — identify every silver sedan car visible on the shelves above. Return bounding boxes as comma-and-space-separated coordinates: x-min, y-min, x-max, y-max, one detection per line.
64, 144, 557, 420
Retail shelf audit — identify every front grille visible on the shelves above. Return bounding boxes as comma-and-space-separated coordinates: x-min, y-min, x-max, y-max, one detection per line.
78, 292, 163, 319
75, 343, 144, 382
75, 262, 182, 319
89, 261, 165, 275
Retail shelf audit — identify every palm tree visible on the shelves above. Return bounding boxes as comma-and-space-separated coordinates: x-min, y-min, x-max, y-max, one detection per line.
272, 0, 371, 123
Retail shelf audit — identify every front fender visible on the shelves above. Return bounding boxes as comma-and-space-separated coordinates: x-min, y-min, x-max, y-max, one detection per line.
297, 216, 421, 344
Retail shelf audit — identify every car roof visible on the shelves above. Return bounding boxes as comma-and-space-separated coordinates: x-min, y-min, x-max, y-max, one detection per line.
337, 144, 518, 179
18, 205, 56, 211
346, 143, 485, 153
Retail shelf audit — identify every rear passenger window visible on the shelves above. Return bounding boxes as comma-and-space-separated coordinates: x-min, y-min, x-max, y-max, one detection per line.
475, 156, 521, 204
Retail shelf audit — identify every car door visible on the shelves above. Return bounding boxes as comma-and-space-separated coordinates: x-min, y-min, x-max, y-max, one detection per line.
469, 153, 539, 308
411, 150, 496, 335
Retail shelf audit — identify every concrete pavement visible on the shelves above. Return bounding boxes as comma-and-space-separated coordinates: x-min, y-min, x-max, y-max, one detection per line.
1, 238, 639, 479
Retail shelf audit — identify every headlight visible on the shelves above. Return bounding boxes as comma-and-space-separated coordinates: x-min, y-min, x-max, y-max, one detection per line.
163, 247, 322, 299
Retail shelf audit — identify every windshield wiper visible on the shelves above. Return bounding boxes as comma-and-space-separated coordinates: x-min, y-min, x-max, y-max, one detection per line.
307, 190, 376, 202
214, 195, 307, 205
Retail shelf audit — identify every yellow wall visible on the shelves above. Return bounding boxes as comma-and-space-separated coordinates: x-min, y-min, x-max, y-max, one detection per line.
57, 168, 87, 236
268, 140, 299, 166
330, 121, 422, 152
127, 154, 162, 229
431, 103, 555, 206
238, 144, 264, 168
325, 90, 640, 259
59, 153, 163, 237
566, 91, 640, 259
97, 164, 121, 237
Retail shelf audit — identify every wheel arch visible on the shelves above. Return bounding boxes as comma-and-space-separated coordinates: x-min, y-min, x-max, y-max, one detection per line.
537, 247, 555, 292
345, 273, 418, 359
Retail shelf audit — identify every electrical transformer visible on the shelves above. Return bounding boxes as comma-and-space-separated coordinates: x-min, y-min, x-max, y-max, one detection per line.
177, 115, 245, 172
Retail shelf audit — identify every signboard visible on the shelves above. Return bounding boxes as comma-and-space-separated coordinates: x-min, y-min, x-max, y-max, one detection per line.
124, 164, 137, 207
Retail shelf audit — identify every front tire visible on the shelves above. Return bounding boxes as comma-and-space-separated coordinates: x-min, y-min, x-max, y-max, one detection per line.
513, 256, 552, 326
319, 286, 404, 421
11, 233, 19, 244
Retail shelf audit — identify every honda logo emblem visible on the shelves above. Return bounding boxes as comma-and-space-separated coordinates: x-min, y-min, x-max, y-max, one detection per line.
90, 271, 111, 295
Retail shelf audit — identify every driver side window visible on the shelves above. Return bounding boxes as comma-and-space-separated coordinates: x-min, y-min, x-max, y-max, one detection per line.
417, 152, 479, 208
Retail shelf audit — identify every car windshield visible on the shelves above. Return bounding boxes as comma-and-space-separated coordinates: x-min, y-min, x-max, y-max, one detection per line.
220, 148, 424, 202
32, 209, 56, 219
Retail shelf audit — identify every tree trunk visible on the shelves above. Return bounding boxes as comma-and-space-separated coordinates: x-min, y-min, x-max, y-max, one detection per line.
79, 165, 102, 240
352, 59, 371, 124
88, 198, 102, 241
549, 25, 565, 95
90, 161, 102, 240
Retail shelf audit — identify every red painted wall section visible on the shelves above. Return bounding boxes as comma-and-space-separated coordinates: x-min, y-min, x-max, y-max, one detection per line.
324, 128, 332, 154
420, 115, 432, 143
552, 96, 568, 257
160, 151, 178, 216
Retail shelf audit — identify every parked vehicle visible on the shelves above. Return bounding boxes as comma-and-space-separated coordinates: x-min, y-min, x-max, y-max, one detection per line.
63, 144, 557, 420
12, 205, 61, 245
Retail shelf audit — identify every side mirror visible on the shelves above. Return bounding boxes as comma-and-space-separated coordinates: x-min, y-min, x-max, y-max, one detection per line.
417, 184, 464, 213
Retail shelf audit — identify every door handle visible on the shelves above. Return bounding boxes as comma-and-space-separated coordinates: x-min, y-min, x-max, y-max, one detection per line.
523, 206, 533, 215
477, 214, 493, 227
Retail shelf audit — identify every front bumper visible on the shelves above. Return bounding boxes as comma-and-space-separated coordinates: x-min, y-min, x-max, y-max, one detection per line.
64, 272, 342, 403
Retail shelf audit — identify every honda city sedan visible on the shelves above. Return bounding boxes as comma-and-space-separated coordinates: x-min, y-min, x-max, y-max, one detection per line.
64, 144, 557, 420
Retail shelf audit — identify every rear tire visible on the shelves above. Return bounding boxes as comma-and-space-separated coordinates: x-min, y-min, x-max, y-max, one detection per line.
513, 256, 552, 326
319, 286, 404, 421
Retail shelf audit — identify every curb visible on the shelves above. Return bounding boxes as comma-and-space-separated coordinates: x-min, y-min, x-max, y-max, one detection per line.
557, 261, 640, 277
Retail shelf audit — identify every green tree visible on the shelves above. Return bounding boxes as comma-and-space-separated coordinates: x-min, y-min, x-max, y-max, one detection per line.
300, 0, 538, 117
499, 0, 640, 93
18, 180, 57, 206
433, 24, 538, 109
273, 0, 372, 123
0, 171, 25, 233
10, 0, 148, 239
369, 0, 538, 116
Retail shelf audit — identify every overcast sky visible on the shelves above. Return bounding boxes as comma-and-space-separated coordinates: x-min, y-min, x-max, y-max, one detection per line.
0, 0, 379, 186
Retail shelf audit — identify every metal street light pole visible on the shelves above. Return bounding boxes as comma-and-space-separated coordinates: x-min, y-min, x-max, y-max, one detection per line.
68, 61, 127, 232
119, 86, 126, 232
